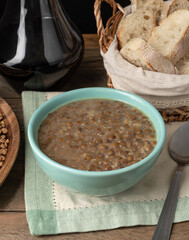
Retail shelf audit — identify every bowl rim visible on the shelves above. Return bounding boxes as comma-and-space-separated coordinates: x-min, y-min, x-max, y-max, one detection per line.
28, 87, 166, 177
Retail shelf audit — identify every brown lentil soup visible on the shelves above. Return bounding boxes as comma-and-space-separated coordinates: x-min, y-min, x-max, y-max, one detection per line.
38, 99, 157, 171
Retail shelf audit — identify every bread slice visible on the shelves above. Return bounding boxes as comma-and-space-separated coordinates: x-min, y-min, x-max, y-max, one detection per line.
176, 54, 189, 74
116, 9, 156, 49
131, 0, 163, 23
130, 0, 149, 9
160, 0, 174, 21
161, 0, 189, 21
148, 9, 189, 64
143, 0, 163, 23
120, 38, 176, 74
168, 0, 189, 16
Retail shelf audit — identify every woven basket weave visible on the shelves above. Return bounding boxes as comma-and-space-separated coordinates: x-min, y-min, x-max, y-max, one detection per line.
94, 0, 189, 122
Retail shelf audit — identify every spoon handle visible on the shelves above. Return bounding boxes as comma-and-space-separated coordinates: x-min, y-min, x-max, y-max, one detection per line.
152, 165, 184, 240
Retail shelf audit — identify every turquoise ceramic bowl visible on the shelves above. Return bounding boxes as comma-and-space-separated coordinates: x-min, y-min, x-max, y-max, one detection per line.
28, 87, 166, 196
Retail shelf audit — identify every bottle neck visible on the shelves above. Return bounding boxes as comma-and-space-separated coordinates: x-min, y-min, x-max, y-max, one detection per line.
0, 0, 73, 28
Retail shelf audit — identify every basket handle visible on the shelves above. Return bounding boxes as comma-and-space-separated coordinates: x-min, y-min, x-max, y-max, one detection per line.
94, 0, 125, 53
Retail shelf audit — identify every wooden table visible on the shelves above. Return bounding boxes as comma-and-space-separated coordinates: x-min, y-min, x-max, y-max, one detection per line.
0, 34, 188, 240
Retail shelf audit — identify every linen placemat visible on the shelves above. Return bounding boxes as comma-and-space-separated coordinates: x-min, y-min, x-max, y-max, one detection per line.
22, 91, 189, 236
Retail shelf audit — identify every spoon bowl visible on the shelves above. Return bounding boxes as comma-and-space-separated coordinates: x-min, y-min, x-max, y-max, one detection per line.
169, 123, 189, 165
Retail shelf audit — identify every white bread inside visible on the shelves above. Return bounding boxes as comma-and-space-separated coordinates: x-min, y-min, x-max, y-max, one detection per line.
131, 0, 164, 23
130, 0, 149, 9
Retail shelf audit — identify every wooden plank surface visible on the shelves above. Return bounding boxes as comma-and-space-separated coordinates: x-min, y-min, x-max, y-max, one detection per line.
1, 212, 189, 240
0, 34, 188, 240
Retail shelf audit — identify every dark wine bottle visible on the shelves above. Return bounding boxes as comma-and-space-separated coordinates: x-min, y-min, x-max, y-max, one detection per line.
0, 0, 84, 92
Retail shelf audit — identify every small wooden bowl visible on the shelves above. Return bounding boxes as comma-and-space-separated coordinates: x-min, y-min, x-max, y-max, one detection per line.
0, 97, 20, 186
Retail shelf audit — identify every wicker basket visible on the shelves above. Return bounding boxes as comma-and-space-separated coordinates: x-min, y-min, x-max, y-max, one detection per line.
94, 0, 189, 122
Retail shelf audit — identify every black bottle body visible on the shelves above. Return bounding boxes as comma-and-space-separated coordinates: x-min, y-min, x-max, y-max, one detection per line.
0, 0, 84, 92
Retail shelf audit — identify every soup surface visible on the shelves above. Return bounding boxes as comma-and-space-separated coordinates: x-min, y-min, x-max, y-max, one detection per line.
38, 99, 156, 171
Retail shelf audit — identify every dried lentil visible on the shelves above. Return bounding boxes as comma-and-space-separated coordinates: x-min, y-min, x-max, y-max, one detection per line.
0, 112, 9, 168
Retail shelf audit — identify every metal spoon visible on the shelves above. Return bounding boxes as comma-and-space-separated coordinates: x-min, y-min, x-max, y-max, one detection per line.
152, 122, 189, 240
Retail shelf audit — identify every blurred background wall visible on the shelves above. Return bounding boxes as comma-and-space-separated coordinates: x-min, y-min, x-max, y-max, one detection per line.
63, 0, 130, 33
0, 0, 130, 33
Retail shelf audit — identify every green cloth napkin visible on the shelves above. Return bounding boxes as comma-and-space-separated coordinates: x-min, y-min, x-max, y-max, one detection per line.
22, 91, 189, 236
